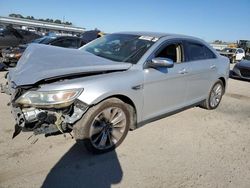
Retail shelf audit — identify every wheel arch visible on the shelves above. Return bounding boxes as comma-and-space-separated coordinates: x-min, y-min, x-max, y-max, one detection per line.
89, 94, 138, 130
218, 77, 226, 94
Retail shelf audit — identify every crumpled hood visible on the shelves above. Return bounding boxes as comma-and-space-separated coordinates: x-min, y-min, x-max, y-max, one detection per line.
9, 44, 132, 86
238, 59, 250, 69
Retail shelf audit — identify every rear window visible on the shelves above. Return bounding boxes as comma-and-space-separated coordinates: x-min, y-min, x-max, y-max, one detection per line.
186, 42, 216, 61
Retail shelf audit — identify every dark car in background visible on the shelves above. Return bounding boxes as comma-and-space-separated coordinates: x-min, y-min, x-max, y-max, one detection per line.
1, 35, 84, 67
0, 26, 40, 50
231, 60, 250, 80
81, 30, 104, 45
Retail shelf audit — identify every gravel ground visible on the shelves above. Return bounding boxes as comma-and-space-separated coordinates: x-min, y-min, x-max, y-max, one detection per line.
0, 66, 249, 188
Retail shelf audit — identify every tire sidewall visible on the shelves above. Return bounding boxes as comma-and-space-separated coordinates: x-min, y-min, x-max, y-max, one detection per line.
74, 98, 130, 154
208, 80, 224, 109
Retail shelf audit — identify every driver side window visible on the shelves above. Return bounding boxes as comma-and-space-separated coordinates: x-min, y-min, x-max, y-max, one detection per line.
155, 43, 183, 63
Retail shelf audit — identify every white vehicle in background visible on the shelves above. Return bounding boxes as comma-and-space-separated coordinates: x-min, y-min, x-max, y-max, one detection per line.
220, 48, 245, 63
235, 48, 245, 60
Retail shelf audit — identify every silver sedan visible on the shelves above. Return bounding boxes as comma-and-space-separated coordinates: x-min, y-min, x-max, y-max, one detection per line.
4, 32, 230, 154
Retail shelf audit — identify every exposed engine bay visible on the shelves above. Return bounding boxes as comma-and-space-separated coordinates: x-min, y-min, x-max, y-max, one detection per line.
1, 73, 89, 138
11, 98, 88, 138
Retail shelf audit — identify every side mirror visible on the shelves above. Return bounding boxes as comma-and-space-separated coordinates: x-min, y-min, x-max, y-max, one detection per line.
148, 57, 174, 68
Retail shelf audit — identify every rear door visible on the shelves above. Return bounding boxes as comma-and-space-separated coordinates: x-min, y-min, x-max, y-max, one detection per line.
183, 40, 218, 103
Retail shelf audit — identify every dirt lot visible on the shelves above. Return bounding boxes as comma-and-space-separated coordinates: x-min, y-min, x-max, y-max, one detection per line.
0, 66, 249, 188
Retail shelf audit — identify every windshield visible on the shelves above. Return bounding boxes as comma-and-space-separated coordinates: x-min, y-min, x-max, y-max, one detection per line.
222, 48, 236, 53
31, 36, 56, 44
80, 34, 156, 63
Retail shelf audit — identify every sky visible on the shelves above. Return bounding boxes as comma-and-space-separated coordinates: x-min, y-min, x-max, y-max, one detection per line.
0, 0, 250, 42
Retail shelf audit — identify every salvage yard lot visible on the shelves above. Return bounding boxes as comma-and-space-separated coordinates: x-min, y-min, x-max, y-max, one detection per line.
0, 66, 250, 188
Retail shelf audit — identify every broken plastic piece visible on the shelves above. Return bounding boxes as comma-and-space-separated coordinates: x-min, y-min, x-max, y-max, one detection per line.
12, 124, 22, 139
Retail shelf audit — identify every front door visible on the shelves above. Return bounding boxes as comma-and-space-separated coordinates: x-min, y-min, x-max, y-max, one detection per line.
143, 41, 189, 121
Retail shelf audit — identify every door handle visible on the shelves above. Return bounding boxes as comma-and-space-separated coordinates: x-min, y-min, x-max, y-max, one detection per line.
178, 68, 188, 74
210, 65, 216, 69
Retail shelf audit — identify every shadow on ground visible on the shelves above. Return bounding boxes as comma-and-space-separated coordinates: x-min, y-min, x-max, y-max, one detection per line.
42, 143, 123, 188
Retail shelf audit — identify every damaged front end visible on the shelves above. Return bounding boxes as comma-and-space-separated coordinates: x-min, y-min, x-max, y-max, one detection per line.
9, 85, 88, 138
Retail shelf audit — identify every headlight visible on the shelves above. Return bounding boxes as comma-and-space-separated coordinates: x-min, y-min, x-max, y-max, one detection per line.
16, 89, 83, 108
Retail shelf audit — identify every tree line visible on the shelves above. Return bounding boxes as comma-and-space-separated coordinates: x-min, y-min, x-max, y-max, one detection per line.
8, 13, 72, 25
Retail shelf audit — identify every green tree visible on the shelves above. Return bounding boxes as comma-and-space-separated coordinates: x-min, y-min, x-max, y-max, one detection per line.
54, 19, 62, 24
65, 21, 72, 25
16, 14, 24, 18
9, 13, 17, 17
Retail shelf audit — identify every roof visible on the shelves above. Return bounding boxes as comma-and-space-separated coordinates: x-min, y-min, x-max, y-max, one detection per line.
114, 31, 195, 39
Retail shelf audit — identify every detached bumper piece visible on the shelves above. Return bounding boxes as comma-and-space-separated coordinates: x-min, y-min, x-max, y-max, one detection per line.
0, 83, 10, 95
12, 124, 22, 139
11, 100, 88, 138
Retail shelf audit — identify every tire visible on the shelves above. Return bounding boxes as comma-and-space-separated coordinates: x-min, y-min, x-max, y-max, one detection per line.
73, 98, 132, 154
200, 80, 224, 110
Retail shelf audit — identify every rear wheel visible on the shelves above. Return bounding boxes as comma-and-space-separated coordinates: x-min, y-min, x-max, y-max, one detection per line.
200, 80, 224, 110
73, 98, 131, 154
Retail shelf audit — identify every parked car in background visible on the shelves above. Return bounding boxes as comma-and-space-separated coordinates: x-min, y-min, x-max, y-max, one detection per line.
1, 35, 85, 67
231, 59, 250, 80
0, 26, 40, 50
1, 32, 229, 154
81, 30, 104, 45
219, 47, 245, 63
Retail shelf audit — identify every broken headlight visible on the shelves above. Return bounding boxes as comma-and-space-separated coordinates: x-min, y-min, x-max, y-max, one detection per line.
15, 89, 83, 108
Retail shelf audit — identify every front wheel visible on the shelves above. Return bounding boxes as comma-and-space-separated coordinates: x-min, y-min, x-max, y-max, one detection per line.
73, 98, 131, 154
200, 80, 224, 110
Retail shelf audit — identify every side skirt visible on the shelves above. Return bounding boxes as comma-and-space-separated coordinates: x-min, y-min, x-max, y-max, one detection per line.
135, 100, 204, 129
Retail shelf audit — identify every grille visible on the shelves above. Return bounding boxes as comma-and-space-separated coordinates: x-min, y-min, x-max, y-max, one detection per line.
240, 68, 250, 77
